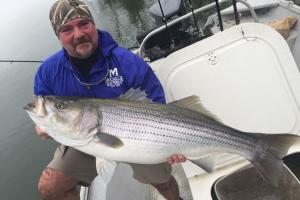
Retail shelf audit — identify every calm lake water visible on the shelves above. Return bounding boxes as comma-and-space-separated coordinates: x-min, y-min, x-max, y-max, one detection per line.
1, 0, 299, 199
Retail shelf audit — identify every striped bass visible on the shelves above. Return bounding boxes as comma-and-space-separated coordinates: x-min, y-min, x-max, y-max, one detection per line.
24, 95, 299, 187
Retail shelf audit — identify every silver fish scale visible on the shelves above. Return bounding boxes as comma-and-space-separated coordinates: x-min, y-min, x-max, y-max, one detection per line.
95, 100, 257, 153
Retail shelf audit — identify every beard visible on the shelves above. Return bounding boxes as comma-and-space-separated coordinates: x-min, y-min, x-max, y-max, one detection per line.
73, 36, 97, 59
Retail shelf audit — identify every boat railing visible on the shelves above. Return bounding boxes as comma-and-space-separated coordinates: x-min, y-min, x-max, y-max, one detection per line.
138, 0, 259, 57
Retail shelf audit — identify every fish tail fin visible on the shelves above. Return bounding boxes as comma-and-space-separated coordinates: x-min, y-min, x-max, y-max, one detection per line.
250, 133, 300, 187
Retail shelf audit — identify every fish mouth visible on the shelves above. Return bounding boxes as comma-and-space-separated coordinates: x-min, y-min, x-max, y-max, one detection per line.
24, 96, 47, 117
24, 102, 35, 112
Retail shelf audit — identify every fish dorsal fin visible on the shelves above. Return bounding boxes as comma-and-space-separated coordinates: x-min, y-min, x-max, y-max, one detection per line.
169, 95, 222, 123
118, 88, 152, 102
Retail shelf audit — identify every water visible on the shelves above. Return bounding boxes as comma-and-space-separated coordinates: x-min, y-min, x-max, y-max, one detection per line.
0, 1, 59, 199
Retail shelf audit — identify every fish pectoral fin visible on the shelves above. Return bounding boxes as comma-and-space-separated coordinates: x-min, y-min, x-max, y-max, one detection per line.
190, 156, 216, 173
169, 96, 222, 123
96, 132, 124, 148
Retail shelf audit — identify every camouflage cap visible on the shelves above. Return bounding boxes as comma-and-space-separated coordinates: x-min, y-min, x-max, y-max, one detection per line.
49, 0, 94, 36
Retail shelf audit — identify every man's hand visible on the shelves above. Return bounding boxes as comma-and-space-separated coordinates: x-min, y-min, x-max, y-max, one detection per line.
35, 125, 52, 140
168, 154, 187, 165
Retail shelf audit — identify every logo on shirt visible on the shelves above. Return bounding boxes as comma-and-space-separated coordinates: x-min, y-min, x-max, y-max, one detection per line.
105, 68, 123, 87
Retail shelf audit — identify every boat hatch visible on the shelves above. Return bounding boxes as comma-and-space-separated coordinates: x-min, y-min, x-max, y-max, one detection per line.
154, 22, 300, 177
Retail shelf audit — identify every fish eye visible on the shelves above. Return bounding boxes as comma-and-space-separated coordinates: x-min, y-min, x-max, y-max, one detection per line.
55, 102, 66, 109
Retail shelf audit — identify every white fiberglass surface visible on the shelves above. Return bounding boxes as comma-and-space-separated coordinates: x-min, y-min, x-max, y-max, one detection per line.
152, 22, 300, 200
156, 23, 300, 135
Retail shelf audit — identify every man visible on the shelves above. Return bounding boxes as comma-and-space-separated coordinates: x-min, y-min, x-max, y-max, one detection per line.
34, 0, 186, 199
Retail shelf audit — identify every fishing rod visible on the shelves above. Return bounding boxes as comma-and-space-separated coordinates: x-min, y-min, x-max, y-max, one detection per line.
186, 0, 200, 36
214, 0, 240, 31
157, 0, 174, 47
0, 60, 43, 63
232, 0, 240, 25
214, 0, 224, 31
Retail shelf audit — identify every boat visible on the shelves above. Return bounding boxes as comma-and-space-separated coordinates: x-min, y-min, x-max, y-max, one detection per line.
81, 0, 300, 199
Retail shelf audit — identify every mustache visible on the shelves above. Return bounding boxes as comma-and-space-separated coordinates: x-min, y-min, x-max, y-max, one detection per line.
74, 36, 91, 46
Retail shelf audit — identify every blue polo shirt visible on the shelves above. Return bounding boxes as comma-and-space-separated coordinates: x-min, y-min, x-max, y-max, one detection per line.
34, 30, 166, 103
